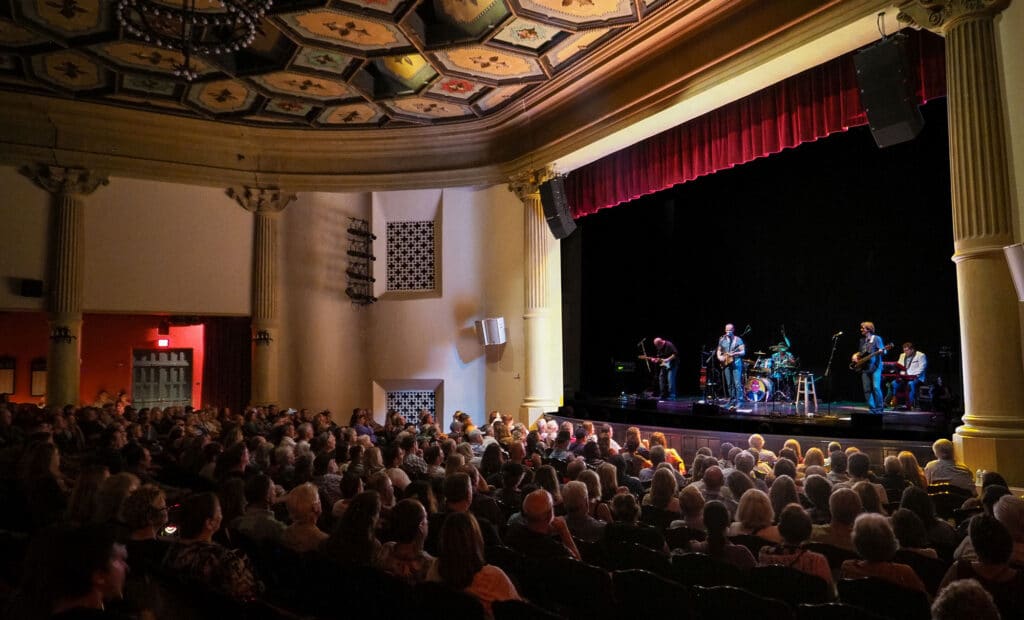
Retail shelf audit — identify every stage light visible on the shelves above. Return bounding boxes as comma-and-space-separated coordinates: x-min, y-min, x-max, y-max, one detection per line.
157, 338, 170, 348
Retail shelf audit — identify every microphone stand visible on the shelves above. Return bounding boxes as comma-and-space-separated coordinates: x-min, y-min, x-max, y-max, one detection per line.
824, 333, 842, 416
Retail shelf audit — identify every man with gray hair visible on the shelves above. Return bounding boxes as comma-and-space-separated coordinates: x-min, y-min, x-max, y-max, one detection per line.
924, 438, 974, 492
563, 480, 605, 541
734, 450, 768, 492
504, 489, 580, 560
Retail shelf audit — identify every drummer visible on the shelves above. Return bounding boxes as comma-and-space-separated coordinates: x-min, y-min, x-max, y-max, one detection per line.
770, 343, 796, 371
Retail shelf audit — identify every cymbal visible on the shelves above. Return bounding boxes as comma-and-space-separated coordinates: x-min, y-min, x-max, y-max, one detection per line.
752, 351, 767, 356
770, 344, 789, 352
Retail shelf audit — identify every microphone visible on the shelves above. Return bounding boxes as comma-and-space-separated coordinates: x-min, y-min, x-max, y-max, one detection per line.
637, 338, 645, 347
832, 331, 843, 338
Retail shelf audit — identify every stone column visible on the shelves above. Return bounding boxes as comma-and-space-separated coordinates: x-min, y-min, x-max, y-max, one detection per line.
899, 0, 1024, 482
227, 186, 295, 407
509, 168, 563, 423
20, 164, 108, 408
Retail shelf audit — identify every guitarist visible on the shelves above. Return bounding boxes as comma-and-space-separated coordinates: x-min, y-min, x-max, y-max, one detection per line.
640, 337, 678, 400
853, 321, 886, 414
716, 324, 746, 405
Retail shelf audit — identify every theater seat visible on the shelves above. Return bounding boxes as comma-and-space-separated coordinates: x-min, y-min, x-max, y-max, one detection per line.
837, 577, 930, 620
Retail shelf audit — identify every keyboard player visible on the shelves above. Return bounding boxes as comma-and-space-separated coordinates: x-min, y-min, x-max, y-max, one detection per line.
885, 342, 928, 410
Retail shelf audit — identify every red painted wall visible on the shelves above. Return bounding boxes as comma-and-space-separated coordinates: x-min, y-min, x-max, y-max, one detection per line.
0, 311, 49, 405
0, 312, 204, 407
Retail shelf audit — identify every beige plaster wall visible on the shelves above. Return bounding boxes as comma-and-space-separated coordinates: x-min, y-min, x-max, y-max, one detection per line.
0, 166, 54, 311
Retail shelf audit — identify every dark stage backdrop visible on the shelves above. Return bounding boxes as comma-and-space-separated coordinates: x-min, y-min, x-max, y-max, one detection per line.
566, 99, 961, 405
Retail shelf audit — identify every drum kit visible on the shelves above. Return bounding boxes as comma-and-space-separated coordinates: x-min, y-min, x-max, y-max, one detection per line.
743, 344, 799, 402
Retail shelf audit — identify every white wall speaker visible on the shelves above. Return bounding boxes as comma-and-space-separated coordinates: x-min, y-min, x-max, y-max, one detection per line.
1004, 243, 1024, 302
475, 317, 506, 346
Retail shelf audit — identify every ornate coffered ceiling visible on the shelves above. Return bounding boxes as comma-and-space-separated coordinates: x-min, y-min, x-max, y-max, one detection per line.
0, 0, 675, 128
0, 0, 895, 189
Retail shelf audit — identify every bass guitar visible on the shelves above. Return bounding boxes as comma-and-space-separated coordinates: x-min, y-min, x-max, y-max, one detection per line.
849, 343, 893, 371
638, 355, 672, 369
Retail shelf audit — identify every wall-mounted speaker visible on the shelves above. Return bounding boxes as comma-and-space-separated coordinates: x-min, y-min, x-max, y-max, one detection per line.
1004, 244, 1024, 302
475, 317, 506, 346
853, 34, 924, 148
539, 176, 577, 240
19, 278, 43, 298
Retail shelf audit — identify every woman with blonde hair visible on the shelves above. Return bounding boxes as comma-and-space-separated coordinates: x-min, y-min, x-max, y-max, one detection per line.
577, 469, 613, 523
93, 472, 141, 528
728, 488, 781, 543
899, 451, 928, 489
644, 467, 681, 514
362, 446, 385, 478
597, 462, 619, 503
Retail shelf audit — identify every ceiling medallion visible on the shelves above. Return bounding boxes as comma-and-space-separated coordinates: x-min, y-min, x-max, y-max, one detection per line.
115, 0, 272, 80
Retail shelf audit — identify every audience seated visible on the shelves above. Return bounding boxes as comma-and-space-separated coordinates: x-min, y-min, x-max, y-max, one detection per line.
727, 489, 781, 543
810, 488, 861, 551
938, 513, 1024, 618
162, 492, 262, 601
562, 480, 605, 542
279, 482, 328, 552
689, 500, 755, 570
504, 489, 580, 560
924, 439, 974, 493
759, 503, 833, 591
840, 512, 926, 593
230, 473, 285, 542
3, 402, 1017, 620
428, 511, 521, 615
931, 578, 1000, 620
376, 498, 435, 584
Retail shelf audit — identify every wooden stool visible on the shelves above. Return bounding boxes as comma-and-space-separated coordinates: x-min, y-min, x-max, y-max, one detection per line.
795, 372, 818, 415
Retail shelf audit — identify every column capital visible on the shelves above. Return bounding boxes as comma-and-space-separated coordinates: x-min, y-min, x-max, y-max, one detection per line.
897, 0, 1010, 34
508, 166, 556, 202
20, 164, 108, 197
226, 186, 296, 214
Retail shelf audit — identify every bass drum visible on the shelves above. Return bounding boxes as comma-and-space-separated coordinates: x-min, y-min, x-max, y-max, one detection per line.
745, 377, 773, 402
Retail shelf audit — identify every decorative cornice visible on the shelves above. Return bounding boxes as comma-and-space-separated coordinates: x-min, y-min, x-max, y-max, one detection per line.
508, 167, 556, 202
19, 164, 108, 197
897, 0, 1011, 34
226, 186, 296, 214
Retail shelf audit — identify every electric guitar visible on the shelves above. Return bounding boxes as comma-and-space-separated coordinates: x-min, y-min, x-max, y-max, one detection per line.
638, 355, 672, 369
850, 343, 893, 371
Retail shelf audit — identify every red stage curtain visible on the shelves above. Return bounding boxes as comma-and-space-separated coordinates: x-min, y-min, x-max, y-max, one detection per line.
201, 316, 251, 414
566, 30, 946, 218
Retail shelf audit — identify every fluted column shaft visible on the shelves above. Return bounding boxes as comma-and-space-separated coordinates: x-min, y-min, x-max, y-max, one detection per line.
511, 170, 563, 423
228, 187, 295, 407
899, 0, 1023, 482
20, 165, 107, 408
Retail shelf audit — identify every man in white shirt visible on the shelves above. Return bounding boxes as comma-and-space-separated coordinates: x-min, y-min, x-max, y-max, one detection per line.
887, 342, 928, 409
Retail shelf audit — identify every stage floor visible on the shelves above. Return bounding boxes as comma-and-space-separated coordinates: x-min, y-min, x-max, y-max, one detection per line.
561, 394, 951, 443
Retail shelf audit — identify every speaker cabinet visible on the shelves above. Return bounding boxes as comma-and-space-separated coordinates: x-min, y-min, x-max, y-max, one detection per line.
851, 413, 884, 430
19, 278, 43, 297
475, 317, 506, 346
539, 177, 577, 240
853, 35, 924, 148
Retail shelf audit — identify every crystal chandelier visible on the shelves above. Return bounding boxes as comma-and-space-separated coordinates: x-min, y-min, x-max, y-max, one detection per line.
115, 0, 273, 81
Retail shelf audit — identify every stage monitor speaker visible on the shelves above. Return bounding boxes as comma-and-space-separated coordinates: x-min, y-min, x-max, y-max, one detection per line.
19, 278, 43, 298
539, 176, 577, 240
851, 413, 884, 430
475, 317, 506, 346
853, 35, 924, 148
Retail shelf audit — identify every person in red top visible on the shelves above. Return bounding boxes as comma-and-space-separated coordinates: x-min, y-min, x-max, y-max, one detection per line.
840, 512, 927, 593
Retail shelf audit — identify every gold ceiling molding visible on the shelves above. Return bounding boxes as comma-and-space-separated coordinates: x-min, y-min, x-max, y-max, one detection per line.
0, 0, 893, 191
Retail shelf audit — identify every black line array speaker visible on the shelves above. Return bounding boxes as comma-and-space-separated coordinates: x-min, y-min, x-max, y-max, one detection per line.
853, 35, 924, 148
19, 278, 43, 297
539, 176, 577, 240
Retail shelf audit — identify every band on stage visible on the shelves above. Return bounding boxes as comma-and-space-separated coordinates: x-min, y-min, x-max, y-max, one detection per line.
635, 320, 926, 413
